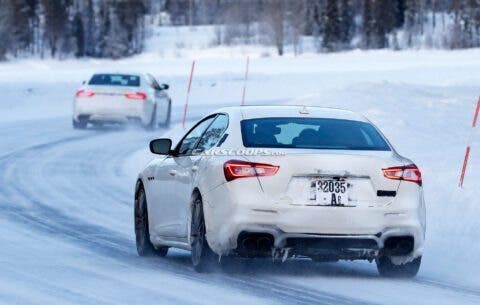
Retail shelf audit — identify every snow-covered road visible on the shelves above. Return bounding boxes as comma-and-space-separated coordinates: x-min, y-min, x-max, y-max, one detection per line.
0, 115, 477, 305
2, 50, 480, 304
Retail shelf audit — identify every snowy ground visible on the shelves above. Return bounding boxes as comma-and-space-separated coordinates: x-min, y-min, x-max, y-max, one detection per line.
1, 48, 480, 304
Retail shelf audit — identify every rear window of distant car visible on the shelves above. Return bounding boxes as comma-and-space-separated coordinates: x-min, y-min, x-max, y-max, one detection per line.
88, 74, 140, 87
241, 117, 391, 151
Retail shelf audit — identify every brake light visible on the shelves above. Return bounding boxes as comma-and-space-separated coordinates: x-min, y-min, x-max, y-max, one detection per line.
224, 160, 279, 182
125, 92, 147, 100
76, 90, 95, 98
382, 165, 422, 185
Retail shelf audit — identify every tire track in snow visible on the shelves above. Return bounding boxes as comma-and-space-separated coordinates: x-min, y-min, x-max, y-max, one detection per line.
0, 125, 376, 305
1, 118, 479, 305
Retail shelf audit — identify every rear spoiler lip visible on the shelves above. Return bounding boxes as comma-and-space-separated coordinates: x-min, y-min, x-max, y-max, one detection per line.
290, 173, 370, 179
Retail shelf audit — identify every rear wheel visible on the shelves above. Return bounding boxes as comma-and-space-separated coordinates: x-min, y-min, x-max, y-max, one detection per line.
135, 186, 168, 257
72, 118, 87, 129
191, 194, 216, 272
159, 100, 171, 128
376, 255, 421, 278
146, 105, 157, 130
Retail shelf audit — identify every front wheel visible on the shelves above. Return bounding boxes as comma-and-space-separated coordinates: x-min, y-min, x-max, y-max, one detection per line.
191, 194, 216, 272
376, 256, 421, 278
134, 186, 168, 257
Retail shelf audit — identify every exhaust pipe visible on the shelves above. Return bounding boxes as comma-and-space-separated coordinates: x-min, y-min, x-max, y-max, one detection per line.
238, 233, 274, 257
242, 237, 257, 252
257, 237, 273, 252
384, 236, 414, 255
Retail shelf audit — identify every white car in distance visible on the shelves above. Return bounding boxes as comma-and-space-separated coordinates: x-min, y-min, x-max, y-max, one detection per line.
135, 106, 426, 277
73, 73, 171, 129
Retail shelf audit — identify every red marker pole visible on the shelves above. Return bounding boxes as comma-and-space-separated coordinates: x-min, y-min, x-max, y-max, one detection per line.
459, 146, 471, 188
182, 60, 196, 129
472, 97, 480, 128
459, 97, 480, 187
241, 56, 250, 106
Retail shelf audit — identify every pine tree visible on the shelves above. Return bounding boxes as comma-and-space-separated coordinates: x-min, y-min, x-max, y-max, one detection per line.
42, 0, 69, 57
0, 0, 14, 60
164, 0, 189, 25
306, 0, 325, 50
82, 0, 96, 57
474, 0, 480, 47
10, 0, 34, 55
405, 0, 418, 47
72, 12, 84, 57
362, 0, 374, 48
339, 0, 354, 48
373, 0, 397, 49
103, 5, 129, 58
395, 0, 407, 28
323, 0, 342, 51
117, 0, 146, 55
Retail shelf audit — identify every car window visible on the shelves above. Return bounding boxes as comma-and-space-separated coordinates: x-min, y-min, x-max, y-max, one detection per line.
146, 74, 159, 89
144, 74, 153, 88
177, 117, 216, 155
241, 117, 390, 151
150, 76, 161, 90
88, 74, 140, 87
194, 114, 229, 153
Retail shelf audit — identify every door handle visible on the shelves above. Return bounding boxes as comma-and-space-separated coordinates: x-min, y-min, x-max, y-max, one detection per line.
169, 170, 177, 176
191, 166, 199, 172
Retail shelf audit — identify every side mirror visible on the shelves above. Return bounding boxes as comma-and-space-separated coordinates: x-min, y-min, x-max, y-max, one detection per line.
160, 83, 169, 90
149, 138, 172, 155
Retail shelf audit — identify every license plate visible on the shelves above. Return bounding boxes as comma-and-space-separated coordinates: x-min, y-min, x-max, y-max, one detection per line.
313, 179, 348, 206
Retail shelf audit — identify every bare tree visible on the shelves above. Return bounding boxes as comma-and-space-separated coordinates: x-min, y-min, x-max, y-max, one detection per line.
286, 0, 307, 55
2, 0, 480, 60
264, 0, 286, 55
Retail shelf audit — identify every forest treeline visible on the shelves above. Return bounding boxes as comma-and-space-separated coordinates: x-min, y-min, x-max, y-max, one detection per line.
0, 0, 479, 60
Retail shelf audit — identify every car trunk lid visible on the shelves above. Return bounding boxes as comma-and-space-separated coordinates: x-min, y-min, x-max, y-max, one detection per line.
245, 150, 404, 207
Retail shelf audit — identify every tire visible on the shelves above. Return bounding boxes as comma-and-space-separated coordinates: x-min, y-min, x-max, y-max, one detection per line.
190, 194, 216, 272
146, 105, 157, 131
134, 185, 168, 257
159, 100, 171, 128
91, 122, 104, 129
72, 118, 87, 130
376, 255, 421, 278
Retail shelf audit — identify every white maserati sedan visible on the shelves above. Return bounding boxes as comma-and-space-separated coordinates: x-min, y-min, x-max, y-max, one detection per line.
73, 73, 171, 129
135, 106, 425, 277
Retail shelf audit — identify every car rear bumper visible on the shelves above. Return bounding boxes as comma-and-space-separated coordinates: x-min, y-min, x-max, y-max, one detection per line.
203, 182, 425, 262
73, 99, 153, 125
231, 226, 422, 262
74, 113, 144, 124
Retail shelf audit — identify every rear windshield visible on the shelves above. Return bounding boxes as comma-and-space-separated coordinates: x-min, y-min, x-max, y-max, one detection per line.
241, 117, 390, 151
88, 74, 140, 87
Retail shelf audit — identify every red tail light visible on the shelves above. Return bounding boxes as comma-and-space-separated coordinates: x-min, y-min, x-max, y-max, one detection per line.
382, 165, 422, 185
76, 90, 95, 98
224, 160, 279, 182
125, 92, 147, 100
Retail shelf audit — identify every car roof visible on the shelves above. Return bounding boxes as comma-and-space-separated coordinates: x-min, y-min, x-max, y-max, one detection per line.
91, 72, 144, 76
212, 105, 368, 122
